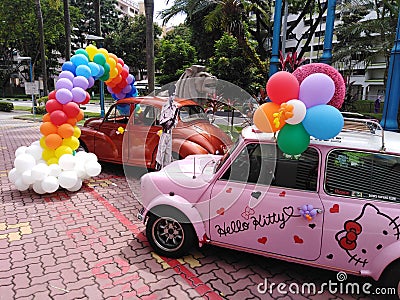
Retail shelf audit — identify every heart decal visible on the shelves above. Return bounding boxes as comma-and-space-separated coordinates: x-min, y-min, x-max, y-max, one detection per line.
251, 191, 261, 199
279, 191, 286, 197
216, 208, 225, 215
308, 223, 316, 229
329, 204, 339, 213
258, 237, 268, 244
326, 254, 334, 260
294, 235, 303, 244
226, 188, 232, 193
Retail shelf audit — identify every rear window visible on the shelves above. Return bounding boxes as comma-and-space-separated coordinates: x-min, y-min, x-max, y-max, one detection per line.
179, 105, 208, 122
325, 150, 400, 202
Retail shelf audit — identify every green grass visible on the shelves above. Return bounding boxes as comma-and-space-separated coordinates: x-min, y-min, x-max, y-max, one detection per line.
14, 106, 32, 112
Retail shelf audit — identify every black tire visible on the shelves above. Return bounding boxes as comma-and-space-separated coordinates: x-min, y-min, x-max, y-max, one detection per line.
146, 207, 196, 258
379, 261, 400, 299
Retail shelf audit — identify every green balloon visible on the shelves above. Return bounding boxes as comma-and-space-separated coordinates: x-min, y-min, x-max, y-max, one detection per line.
75, 48, 89, 59
277, 123, 310, 155
99, 72, 110, 81
103, 62, 110, 74
93, 53, 106, 66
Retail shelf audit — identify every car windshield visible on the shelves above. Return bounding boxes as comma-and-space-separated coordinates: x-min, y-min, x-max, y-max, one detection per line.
179, 105, 208, 122
215, 136, 242, 173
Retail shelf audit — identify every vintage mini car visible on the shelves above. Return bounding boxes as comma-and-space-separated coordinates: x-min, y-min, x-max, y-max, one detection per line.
79, 97, 232, 169
139, 118, 400, 297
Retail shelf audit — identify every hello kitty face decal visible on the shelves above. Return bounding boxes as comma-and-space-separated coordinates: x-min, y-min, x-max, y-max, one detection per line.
335, 203, 399, 267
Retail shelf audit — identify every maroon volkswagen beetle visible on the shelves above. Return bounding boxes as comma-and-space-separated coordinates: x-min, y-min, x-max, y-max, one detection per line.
79, 97, 232, 169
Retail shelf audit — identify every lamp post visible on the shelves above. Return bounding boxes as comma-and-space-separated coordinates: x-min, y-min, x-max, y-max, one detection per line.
320, 0, 337, 65
269, 0, 283, 77
17, 56, 36, 120
85, 34, 105, 117
380, 10, 400, 131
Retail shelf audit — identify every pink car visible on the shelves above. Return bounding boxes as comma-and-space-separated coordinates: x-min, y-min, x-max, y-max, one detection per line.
139, 119, 400, 297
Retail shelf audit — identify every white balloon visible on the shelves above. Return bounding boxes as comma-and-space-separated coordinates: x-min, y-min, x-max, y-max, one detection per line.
58, 171, 78, 189
48, 164, 62, 177
14, 154, 36, 172
58, 154, 76, 171
33, 181, 46, 194
8, 168, 19, 184
41, 176, 59, 193
26, 145, 43, 162
74, 151, 87, 159
31, 140, 40, 146
14, 178, 30, 191
31, 163, 49, 181
66, 178, 82, 192
86, 153, 98, 162
15, 146, 28, 157
74, 164, 86, 178
85, 161, 101, 177
22, 170, 35, 185
285, 99, 307, 125
37, 159, 46, 165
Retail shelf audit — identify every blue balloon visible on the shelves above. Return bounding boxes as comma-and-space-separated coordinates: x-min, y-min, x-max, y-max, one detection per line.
61, 61, 76, 75
70, 54, 89, 66
131, 85, 137, 95
302, 105, 344, 140
96, 65, 105, 79
111, 93, 118, 100
75, 65, 92, 79
88, 62, 100, 77
117, 104, 130, 116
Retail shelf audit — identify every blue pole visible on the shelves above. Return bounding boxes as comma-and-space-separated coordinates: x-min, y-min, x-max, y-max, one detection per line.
381, 10, 400, 131
320, 0, 337, 65
269, 0, 283, 77
29, 59, 36, 119
100, 81, 105, 117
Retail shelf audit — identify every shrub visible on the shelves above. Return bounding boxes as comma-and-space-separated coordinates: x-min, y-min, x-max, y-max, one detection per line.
32, 106, 46, 115
0, 102, 14, 112
37, 96, 48, 106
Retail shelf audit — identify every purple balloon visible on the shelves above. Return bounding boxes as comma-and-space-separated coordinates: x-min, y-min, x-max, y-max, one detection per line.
123, 64, 130, 72
87, 76, 95, 88
299, 73, 335, 108
75, 65, 92, 79
56, 88, 73, 104
59, 71, 75, 82
116, 92, 126, 99
55, 78, 73, 91
73, 76, 89, 90
126, 74, 134, 84
106, 85, 114, 93
122, 84, 132, 93
71, 87, 87, 103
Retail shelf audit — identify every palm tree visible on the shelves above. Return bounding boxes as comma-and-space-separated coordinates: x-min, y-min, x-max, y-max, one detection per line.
144, 0, 155, 93
63, 0, 71, 60
34, 0, 48, 95
94, 0, 101, 37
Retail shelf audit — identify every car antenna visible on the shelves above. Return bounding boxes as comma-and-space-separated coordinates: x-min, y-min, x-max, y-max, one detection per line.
193, 157, 196, 179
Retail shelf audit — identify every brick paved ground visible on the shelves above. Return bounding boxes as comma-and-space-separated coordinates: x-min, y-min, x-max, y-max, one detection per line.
0, 119, 384, 300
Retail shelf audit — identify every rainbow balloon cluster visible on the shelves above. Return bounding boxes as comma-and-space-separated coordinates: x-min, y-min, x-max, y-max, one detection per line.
253, 64, 345, 155
8, 46, 138, 194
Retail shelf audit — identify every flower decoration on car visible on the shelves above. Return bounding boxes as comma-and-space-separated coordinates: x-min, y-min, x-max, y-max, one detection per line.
253, 63, 345, 155
299, 204, 318, 221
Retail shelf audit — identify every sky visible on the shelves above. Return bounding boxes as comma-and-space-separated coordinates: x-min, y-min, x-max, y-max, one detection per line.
153, 0, 186, 26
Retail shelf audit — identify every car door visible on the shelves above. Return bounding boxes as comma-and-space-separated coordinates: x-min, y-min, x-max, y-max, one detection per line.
127, 104, 161, 167
209, 142, 324, 261
94, 103, 132, 162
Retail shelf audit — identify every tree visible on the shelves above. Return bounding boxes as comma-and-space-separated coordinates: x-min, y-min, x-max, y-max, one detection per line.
144, 0, 155, 93
156, 34, 197, 85
34, 0, 48, 95
63, 0, 71, 59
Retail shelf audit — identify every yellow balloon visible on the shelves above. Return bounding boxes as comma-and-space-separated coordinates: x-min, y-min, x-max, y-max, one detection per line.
86, 44, 98, 61
98, 48, 109, 60
55, 145, 73, 158
40, 136, 47, 149
42, 148, 55, 161
47, 157, 59, 165
62, 136, 80, 150
73, 126, 81, 138
109, 67, 118, 79
107, 57, 117, 69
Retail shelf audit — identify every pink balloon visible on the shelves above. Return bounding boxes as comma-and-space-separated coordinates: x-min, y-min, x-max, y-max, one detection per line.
56, 88, 73, 104
299, 73, 335, 108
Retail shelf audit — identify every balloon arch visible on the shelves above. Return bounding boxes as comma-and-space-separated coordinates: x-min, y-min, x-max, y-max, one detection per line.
8, 46, 138, 194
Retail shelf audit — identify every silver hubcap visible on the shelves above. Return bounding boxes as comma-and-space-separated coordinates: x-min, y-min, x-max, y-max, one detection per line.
152, 217, 184, 252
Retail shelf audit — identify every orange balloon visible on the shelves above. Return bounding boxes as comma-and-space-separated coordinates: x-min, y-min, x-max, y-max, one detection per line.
116, 63, 122, 73
108, 53, 118, 63
45, 133, 63, 150
40, 122, 58, 136
253, 102, 285, 133
67, 118, 78, 126
76, 110, 84, 122
42, 113, 51, 122
58, 123, 74, 138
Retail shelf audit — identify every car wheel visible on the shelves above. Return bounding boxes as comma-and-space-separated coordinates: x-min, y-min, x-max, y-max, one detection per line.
77, 140, 88, 152
380, 260, 400, 299
146, 208, 195, 258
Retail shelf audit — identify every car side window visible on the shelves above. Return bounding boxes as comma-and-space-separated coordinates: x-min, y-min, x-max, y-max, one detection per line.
134, 104, 159, 126
105, 104, 131, 123
325, 150, 400, 202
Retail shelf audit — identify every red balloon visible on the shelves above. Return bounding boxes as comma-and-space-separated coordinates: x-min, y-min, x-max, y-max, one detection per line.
63, 102, 80, 118
81, 93, 90, 105
113, 87, 122, 94
120, 68, 128, 79
50, 110, 68, 126
266, 71, 300, 105
46, 99, 63, 113
117, 79, 127, 89
117, 58, 124, 66
48, 90, 57, 100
